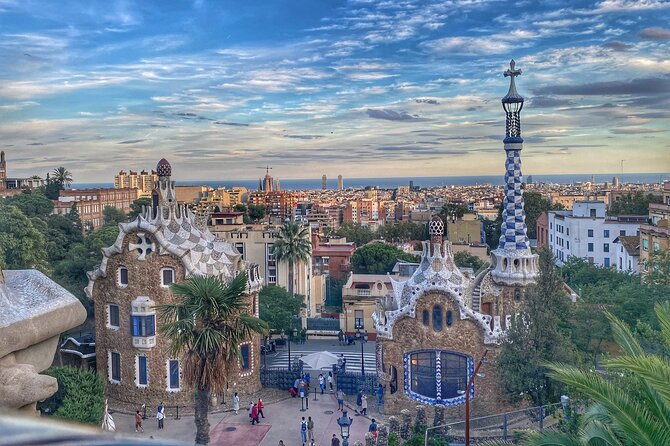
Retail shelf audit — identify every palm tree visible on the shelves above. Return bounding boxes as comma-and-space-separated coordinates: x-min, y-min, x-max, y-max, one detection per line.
509, 302, 670, 446
273, 220, 312, 296
52, 167, 73, 188
156, 273, 268, 445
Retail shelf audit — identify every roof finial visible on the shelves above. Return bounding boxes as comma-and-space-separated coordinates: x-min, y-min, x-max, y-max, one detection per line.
502, 59, 523, 103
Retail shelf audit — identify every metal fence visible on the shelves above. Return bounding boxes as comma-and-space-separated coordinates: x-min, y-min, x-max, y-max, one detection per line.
335, 371, 378, 395
306, 317, 340, 331
260, 368, 301, 390
424, 403, 564, 445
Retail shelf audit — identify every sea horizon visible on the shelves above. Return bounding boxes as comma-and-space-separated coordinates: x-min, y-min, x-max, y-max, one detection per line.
73, 172, 669, 191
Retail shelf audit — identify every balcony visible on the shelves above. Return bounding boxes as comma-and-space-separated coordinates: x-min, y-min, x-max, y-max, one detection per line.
357, 289, 371, 297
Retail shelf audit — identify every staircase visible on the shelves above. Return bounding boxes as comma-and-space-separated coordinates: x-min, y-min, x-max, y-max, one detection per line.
470, 266, 490, 313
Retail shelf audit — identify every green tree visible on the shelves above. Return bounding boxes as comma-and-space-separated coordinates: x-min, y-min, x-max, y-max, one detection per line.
102, 206, 127, 225
352, 242, 418, 275
233, 204, 247, 213
41, 173, 64, 199
156, 273, 268, 446
453, 251, 486, 271
609, 191, 662, 215
378, 221, 427, 243
522, 191, 563, 240
247, 204, 266, 222
128, 197, 152, 220
52, 167, 73, 188
0, 204, 48, 269
37, 366, 104, 425
41, 214, 84, 264
646, 250, 670, 287
483, 204, 503, 250
68, 203, 83, 233
516, 303, 670, 446
259, 285, 305, 334
438, 203, 470, 221
4, 191, 54, 218
331, 222, 376, 246
496, 249, 580, 406
272, 220, 312, 296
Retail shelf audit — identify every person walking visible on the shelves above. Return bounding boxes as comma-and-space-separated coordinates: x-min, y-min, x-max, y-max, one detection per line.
377, 383, 384, 405
337, 388, 344, 411
251, 403, 260, 425
307, 416, 315, 441
134, 410, 144, 433
331, 433, 341, 446
328, 371, 334, 392
233, 392, 240, 414
368, 418, 378, 440
361, 394, 368, 416
156, 402, 165, 429
300, 416, 308, 446
356, 390, 363, 414
338, 329, 344, 346
257, 398, 265, 418
318, 374, 325, 394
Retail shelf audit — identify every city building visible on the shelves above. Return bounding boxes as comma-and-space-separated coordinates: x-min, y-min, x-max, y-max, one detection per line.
338, 175, 343, 190
311, 235, 355, 281
549, 192, 608, 210
248, 190, 300, 224
640, 181, 670, 276
342, 274, 392, 341
322, 175, 327, 190
547, 200, 645, 267
0, 151, 46, 197
445, 213, 482, 245
536, 211, 549, 249
372, 61, 536, 418
114, 169, 157, 198
87, 159, 263, 411
54, 187, 136, 231
613, 235, 640, 274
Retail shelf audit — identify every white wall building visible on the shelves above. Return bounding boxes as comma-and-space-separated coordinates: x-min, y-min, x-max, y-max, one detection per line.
613, 235, 640, 274
547, 201, 645, 268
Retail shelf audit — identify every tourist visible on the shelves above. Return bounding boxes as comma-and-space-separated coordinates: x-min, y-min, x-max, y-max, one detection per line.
307, 416, 315, 441
338, 329, 344, 346
336, 388, 344, 411
332, 433, 341, 446
328, 371, 334, 392
300, 416, 308, 446
318, 373, 325, 394
250, 403, 260, 425
361, 394, 368, 416
134, 410, 144, 433
337, 354, 344, 372
356, 390, 363, 414
377, 383, 384, 405
369, 418, 378, 440
258, 398, 265, 418
233, 392, 240, 414
342, 357, 347, 372
156, 402, 165, 429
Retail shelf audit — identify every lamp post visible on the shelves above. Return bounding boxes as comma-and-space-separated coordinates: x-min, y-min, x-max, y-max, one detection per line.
337, 410, 353, 446
463, 350, 488, 446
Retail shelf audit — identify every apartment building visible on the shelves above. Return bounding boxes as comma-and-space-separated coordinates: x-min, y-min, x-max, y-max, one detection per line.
54, 187, 136, 230
640, 181, 670, 276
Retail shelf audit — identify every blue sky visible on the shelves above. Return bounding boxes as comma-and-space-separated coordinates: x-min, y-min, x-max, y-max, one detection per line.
1, 0, 669, 182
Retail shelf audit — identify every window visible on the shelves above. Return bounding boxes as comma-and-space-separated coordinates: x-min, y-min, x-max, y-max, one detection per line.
131, 315, 156, 337
406, 350, 470, 404
432, 306, 443, 331
620, 230, 626, 236
642, 239, 649, 251
566, 241, 570, 249
588, 243, 594, 252
422, 310, 430, 326
235, 242, 245, 260
266, 243, 276, 284
653, 242, 660, 252
604, 243, 609, 253
137, 356, 148, 386
240, 344, 250, 371
110, 351, 121, 383
604, 229, 610, 238
604, 258, 610, 268
390, 366, 398, 394
446, 310, 453, 327
108, 304, 120, 328
161, 268, 175, 287
118, 266, 128, 287
587, 229, 594, 237
168, 360, 180, 390
566, 227, 569, 236
514, 288, 521, 302
355, 310, 364, 330
590, 209, 596, 218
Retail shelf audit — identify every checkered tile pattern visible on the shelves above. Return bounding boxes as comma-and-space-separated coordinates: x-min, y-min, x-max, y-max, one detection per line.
498, 149, 529, 250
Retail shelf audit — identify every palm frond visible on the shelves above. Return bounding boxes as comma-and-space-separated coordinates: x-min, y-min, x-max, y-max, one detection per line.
580, 419, 624, 446
605, 311, 643, 356
521, 431, 585, 446
655, 301, 670, 351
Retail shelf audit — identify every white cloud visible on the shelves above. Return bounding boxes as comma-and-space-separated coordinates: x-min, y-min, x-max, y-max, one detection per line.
421, 36, 513, 55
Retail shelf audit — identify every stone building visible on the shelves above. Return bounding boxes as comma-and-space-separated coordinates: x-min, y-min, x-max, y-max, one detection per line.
372, 61, 539, 419
54, 187, 137, 231
87, 159, 263, 411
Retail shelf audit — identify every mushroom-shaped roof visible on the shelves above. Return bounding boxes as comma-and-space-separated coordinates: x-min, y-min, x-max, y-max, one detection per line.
429, 215, 444, 237
156, 158, 172, 177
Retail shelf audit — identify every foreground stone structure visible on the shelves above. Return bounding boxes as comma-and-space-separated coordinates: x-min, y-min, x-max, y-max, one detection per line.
0, 269, 86, 413
88, 159, 263, 411
372, 62, 537, 419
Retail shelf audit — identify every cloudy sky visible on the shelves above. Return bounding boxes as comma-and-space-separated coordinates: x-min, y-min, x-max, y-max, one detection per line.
1, 0, 669, 182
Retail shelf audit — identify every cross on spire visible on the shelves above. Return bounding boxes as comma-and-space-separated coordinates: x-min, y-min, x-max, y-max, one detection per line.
504, 59, 522, 79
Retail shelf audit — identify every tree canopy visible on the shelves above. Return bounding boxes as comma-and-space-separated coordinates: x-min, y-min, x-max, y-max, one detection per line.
3, 191, 54, 218
352, 242, 418, 275
272, 220, 311, 296
453, 251, 486, 271
248, 204, 266, 222
128, 197, 152, 220
37, 366, 104, 425
438, 202, 470, 221
0, 204, 48, 270
259, 285, 305, 334
522, 191, 563, 240
609, 191, 662, 215
51, 167, 73, 188
102, 205, 127, 225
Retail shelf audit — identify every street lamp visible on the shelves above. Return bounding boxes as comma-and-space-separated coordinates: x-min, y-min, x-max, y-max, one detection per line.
337, 410, 353, 446
462, 350, 488, 446
355, 329, 368, 374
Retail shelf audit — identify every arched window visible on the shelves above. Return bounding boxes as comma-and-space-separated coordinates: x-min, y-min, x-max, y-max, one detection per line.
514, 288, 522, 302
433, 305, 442, 332
422, 309, 430, 326
446, 310, 453, 327
405, 350, 471, 405
390, 366, 398, 394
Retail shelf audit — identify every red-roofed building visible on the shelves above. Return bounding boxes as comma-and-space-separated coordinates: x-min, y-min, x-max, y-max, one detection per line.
312, 235, 355, 281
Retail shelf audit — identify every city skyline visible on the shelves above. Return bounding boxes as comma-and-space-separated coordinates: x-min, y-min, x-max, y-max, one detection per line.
1, 0, 669, 182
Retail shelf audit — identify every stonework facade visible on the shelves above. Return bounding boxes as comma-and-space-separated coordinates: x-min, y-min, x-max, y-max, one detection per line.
88, 159, 262, 412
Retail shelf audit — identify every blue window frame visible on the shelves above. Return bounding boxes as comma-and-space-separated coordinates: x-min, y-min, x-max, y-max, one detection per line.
604, 229, 610, 238
446, 311, 453, 327
604, 258, 611, 268
422, 310, 430, 326
241, 344, 250, 370
404, 350, 472, 406
169, 360, 180, 389
432, 306, 442, 332
131, 315, 155, 337
138, 356, 148, 385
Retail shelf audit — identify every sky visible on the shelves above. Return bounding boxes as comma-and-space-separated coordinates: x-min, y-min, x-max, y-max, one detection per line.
1, 0, 669, 183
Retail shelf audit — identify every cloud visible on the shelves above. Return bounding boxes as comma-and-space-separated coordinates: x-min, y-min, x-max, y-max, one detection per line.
421, 36, 512, 55
529, 96, 573, 108
534, 77, 670, 96
213, 121, 249, 127
415, 98, 440, 105
282, 134, 324, 140
366, 109, 422, 121
595, 0, 670, 12
639, 27, 670, 39
610, 126, 666, 134
602, 40, 635, 51
118, 139, 146, 144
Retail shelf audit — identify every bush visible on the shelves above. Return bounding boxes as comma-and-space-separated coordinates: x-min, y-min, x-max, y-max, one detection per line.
38, 366, 104, 425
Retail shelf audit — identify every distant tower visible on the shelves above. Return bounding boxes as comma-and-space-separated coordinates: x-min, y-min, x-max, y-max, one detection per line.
322, 174, 327, 190
276, 178, 281, 191
0, 151, 6, 191
409, 180, 414, 190
338, 175, 343, 190
526, 175, 533, 184
613, 176, 619, 189
490, 60, 539, 286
